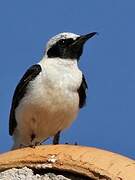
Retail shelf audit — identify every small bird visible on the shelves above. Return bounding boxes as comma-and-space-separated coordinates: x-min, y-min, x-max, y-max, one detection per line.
9, 32, 97, 149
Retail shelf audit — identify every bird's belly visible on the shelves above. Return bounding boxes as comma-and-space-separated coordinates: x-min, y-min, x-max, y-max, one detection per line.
15, 89, 79, 144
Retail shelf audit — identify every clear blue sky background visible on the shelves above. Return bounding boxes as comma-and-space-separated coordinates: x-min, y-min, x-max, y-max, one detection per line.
0, 0, 135, 159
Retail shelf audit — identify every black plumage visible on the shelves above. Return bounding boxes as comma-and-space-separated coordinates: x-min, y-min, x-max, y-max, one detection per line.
78, 74, 88, 108
9, 64, 41, 135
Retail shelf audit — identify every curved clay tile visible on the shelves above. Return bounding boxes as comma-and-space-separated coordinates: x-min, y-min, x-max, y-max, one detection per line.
0, 145, 135, 179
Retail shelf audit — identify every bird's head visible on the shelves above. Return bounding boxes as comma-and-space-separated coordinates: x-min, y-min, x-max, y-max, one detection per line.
45, 32, 97, 60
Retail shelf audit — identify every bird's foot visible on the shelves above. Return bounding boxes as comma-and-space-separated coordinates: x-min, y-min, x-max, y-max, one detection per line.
20, 142, 42, 149
20, 144, 32, 149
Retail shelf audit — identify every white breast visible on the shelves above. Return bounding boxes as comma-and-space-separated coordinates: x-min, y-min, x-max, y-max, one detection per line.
14, 57, 82, 147
28, 58, 82, 106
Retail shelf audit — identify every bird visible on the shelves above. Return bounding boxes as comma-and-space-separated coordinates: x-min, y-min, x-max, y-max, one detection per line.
9, 32, 97, 149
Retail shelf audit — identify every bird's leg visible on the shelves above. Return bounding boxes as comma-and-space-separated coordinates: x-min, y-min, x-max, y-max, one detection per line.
53, 131, 61, 145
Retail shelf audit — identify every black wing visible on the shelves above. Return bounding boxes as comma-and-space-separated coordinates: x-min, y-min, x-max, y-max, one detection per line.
9, 64, 42, 136
78, 74, 88, 108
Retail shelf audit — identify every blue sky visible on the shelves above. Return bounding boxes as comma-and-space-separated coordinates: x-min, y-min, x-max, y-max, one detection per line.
0, 0, 135, 159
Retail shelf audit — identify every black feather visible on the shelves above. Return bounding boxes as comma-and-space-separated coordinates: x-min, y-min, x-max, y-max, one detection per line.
9, 64, 41, 135
78, 74, 88, 108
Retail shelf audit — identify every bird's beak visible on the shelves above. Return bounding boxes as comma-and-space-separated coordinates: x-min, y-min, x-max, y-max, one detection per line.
68, 32, 97, 55
66, 32, 97, 59
73, 32, 97, 47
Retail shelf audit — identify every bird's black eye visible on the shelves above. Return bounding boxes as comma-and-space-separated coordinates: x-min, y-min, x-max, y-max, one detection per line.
58, 38, 74, 47
59, 39, 66, 45
47, 38, 77, 58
